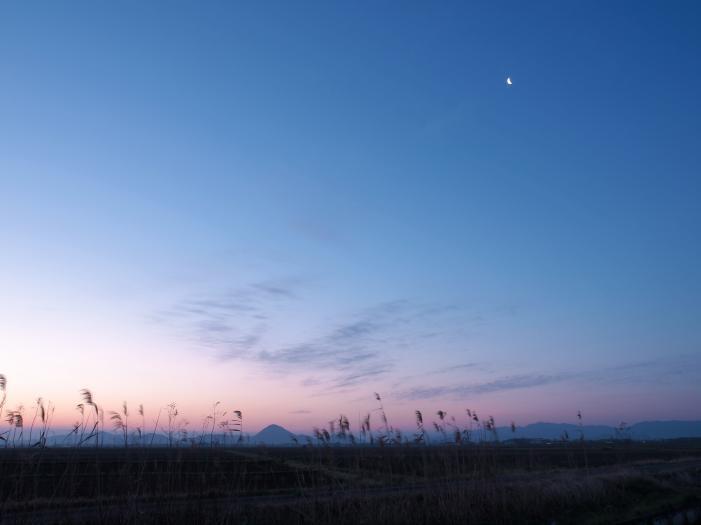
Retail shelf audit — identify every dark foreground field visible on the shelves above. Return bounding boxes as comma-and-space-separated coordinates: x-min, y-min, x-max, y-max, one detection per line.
1, 441, 701, 524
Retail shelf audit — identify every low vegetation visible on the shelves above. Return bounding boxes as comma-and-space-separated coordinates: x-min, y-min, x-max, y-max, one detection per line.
1, 374, 700, 524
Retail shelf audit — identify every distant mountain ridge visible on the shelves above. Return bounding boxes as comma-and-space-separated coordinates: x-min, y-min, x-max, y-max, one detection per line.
621, 420, 701, 440
45, 424, 307, 447
447, 420, 701, 441
252, 420, 701, 444
35, 420, 701, 447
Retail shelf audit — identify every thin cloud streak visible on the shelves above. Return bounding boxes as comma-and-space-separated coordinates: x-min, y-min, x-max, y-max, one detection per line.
397, 373, 570, 401
160, 289, 469, 392
394, 354, 701, 401
155, 279, 299, 359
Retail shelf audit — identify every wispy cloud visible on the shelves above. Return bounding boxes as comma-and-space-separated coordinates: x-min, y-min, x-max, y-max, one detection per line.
332, 362, 394, 390
395, 354, 701, 401
397, 373, 570, 401
431, 362, 483, 374
155, 278, 299, 359
390, 362, 486, 390
257, 302, 405, 369
254, 301, 415, 390
160, 289, 468, 392
582, 354, 701, 386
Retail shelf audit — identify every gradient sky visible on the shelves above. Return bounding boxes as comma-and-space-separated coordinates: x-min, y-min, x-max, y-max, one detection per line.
1, 2, 700, 433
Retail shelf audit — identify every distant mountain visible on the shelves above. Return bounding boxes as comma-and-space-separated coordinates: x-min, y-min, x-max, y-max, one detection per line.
24, 420, 701, 448
143, 420, 701, 445
46, 432, 171, 447
629, 420, 701, 440
503, 422, 613, 441
251, 424, 299, 445
488, 420, 701, 441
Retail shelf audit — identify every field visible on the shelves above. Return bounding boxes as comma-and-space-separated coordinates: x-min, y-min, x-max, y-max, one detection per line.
1, 441, 700, 524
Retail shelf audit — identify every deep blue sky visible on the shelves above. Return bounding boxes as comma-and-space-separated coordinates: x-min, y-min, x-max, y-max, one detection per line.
1, 2, 699, 428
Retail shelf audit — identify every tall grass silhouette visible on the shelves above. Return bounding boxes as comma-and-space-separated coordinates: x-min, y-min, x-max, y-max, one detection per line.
0, 375, 700, 524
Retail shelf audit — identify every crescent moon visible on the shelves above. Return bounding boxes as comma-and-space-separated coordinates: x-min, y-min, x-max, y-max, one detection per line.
506, 77, 513, 85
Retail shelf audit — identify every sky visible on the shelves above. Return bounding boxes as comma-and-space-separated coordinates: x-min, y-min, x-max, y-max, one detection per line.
1, 1, 700, 433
